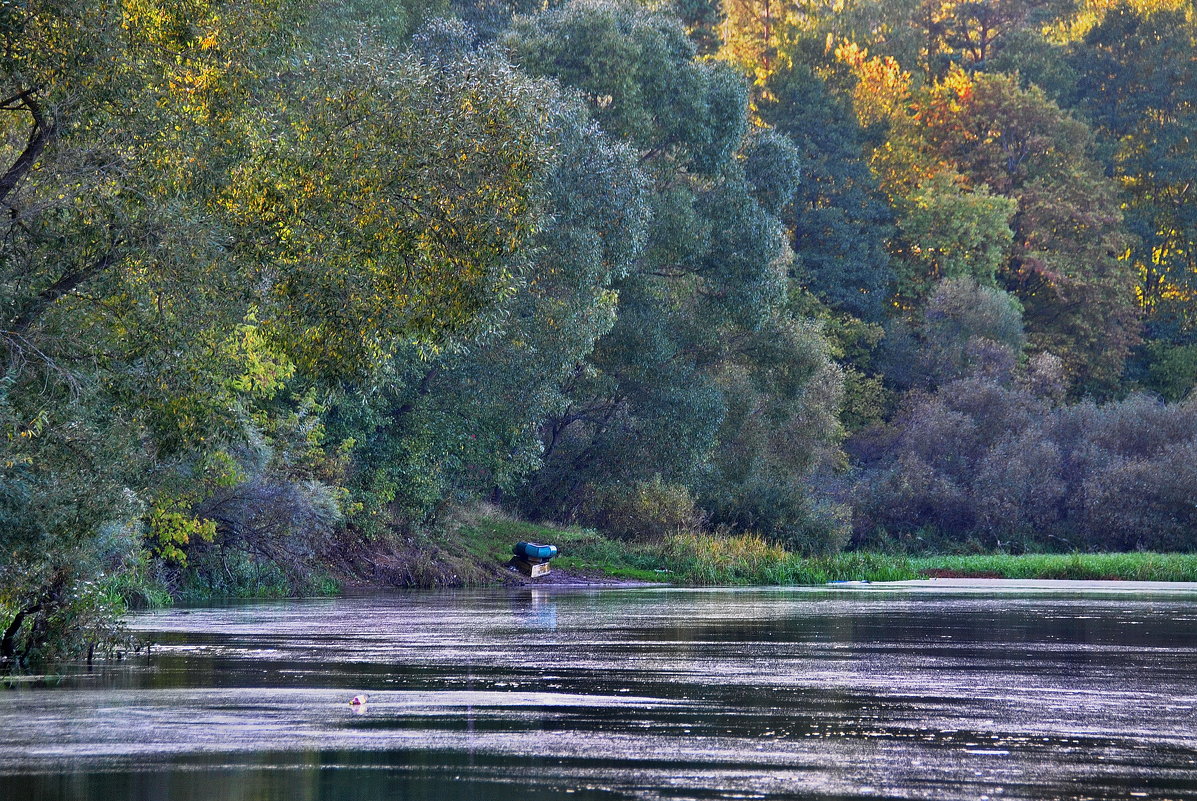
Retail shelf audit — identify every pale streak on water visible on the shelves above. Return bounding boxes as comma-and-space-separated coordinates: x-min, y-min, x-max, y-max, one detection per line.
3, 581, 1197, 800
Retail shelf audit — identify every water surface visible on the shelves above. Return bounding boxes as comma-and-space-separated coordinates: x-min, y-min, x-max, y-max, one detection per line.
3, 582, 1197, 800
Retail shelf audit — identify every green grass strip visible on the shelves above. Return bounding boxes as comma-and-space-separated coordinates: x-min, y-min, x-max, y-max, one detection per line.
456, 512, 1197, 585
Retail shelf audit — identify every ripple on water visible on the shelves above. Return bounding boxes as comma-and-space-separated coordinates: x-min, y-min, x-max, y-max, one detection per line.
3, 585, 1197, 800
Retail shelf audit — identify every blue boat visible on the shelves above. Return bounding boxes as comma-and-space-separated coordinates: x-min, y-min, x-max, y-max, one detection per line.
513, 541, 558, 561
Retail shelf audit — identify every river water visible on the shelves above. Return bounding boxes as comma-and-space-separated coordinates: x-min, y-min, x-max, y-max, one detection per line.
2, 581, 1197, 800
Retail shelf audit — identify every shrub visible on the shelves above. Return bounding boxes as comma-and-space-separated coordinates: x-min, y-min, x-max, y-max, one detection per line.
852, 451, 972, 535
1082, 441, 1197, 551
920, 278, 1025, 386
848, 374, 1197, 553
184, 478, 343, 595
1, 542, 146, 671
973, 432, 1064, 545
704, 476, 850, 555
581, 476, 702, 542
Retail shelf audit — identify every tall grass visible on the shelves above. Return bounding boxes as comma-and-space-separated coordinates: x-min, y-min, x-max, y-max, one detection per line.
558, 531, 920, 584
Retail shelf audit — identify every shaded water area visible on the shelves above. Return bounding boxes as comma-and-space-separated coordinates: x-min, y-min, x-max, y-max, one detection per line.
3, 581, 1197, 800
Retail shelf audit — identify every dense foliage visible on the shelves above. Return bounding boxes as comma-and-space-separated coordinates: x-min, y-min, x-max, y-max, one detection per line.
2, 0, 1196, 667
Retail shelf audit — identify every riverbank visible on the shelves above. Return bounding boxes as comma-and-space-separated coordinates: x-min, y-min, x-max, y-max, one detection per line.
23, 512, 1192, 673
908, 552, 1197, 582
163, 510, 1197, 602
151, 504, 1197, 604
441, 511, 1197, 586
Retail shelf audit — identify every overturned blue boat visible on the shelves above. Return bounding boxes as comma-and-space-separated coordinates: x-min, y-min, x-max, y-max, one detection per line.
513, 541, 558, 561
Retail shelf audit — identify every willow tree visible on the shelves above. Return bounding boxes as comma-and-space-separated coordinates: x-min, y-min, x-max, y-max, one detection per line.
1, 0, 304, 668
504, 1, 848, 551
327, 24, 652, 531
0, 0, 552, 667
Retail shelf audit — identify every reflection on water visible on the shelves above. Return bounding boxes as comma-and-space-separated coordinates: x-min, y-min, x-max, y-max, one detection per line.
3, 583, 1197, 800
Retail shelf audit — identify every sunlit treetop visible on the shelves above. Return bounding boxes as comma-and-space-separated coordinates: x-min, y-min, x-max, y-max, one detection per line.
221, 47, 554, 380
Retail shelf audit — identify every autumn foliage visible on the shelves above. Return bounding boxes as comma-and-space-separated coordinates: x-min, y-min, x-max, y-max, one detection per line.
1, 0, 1196, 666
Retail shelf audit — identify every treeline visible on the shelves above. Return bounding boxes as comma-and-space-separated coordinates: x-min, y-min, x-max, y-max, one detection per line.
710, 0, 1197, 549
1, 0, 1195, 665
0, 0, 839, 664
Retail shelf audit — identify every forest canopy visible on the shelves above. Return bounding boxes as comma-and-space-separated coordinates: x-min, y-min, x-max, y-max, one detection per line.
2, 0, 1196, 666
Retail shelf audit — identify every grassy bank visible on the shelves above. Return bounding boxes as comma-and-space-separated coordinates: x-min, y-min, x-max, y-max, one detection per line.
456, 511, 1197, 585
910, 552, 1197, 582
455, 510, 913, 583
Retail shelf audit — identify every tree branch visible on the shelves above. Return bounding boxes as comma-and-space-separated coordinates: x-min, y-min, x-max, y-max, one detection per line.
0, 92, 55, 206
7, 250, 119, 335
0, 603, 41, 664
